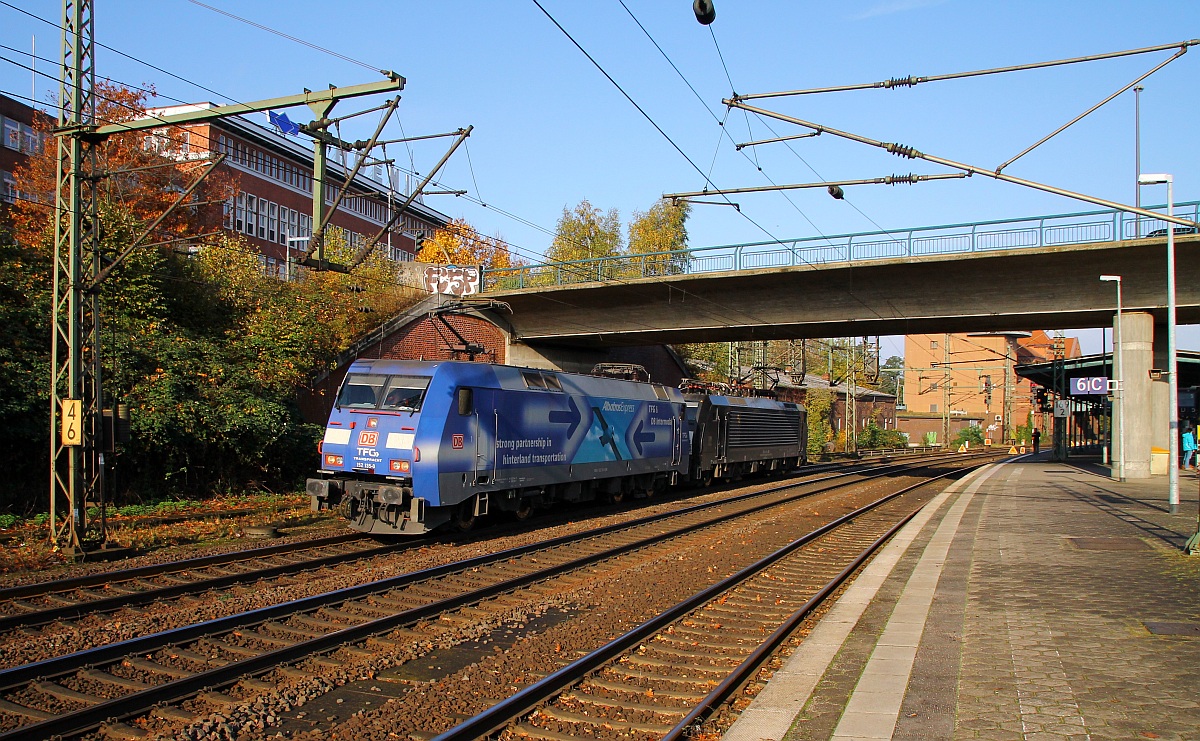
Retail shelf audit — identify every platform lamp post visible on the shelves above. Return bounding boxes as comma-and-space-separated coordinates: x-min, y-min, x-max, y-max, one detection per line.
1138, 173, 1179, 513
1100, 275, 1125, 481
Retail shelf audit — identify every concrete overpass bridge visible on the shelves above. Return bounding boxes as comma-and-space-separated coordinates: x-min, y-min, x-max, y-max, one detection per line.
468, 201, 1200, 483
476, 201, 1200, 348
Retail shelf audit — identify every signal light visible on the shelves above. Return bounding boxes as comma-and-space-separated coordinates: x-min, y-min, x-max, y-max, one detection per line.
390, 459, 411, 473
324, 453, 344, 467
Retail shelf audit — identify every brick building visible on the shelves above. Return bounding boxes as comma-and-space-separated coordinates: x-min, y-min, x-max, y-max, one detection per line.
0, 93, 48, 214
900, 330, 1081, 445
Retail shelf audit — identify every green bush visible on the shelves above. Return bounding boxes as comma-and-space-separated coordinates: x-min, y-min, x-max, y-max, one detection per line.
953, 425, 985, 447
857, 421, 907, 450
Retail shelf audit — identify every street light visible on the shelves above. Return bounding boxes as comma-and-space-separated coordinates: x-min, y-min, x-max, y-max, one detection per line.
1138, 173, 1178, 513
1100, 275, 1125, 481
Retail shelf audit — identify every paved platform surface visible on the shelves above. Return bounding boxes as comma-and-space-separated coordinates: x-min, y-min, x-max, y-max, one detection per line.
724, 455, 1200, 741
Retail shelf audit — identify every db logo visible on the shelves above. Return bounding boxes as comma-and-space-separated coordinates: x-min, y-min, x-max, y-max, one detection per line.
358, 431, 378, 447
451, 434, 464, 449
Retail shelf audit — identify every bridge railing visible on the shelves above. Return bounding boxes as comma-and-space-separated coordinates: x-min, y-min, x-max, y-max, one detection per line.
480, 201, 1200, 291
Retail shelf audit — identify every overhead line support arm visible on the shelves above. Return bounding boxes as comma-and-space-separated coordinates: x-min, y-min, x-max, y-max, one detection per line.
724, 99, 1199, 228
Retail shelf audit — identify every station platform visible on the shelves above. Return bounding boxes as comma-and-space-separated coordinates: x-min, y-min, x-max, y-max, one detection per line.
724, 455, 1200, 741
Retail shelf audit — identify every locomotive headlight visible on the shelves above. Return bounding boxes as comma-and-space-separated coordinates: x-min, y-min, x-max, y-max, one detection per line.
390, 459, 411, 473
324, 454, 344, 467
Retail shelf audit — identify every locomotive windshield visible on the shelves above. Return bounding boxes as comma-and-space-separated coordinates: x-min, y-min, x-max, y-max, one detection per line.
337, 373, 431, 411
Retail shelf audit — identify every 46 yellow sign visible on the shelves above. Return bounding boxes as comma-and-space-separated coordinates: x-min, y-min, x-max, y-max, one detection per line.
61, 399, 82, 447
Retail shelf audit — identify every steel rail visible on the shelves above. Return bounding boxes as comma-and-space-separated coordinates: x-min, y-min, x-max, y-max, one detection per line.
0, 532, 364, 603
431, 463, 980, 740
0, 536, 399, 633
0, 453, 992, 739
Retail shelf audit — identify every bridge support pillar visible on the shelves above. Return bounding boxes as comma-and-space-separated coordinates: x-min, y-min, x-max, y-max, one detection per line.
1153, 321, 1178, 467
1117, 312, 1154, 478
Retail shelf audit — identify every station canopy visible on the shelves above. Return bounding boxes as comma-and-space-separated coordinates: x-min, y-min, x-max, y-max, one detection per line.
1016, 350, 1200, 391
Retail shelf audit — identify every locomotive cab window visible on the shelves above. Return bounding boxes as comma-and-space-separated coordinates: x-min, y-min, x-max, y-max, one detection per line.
457, 387, 473, 416
521, 371, 547, 389
542, 374, 562, 391
380, 375, 432, 411
652, 385, 669, 400
337, 374, 387, 408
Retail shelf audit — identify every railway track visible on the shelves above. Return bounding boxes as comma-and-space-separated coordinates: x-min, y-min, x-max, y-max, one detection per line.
0, 453, 930, 640
0, 533, 393, 634
0, 452, 998, 739
439, 473, 946, 740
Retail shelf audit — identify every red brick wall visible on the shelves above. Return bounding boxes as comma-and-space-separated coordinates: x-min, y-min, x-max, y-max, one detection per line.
374, 314, 506, 364
298, 314, 506, 423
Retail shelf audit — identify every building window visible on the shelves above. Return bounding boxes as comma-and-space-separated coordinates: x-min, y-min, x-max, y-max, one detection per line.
930, 340, 939, 350
0, 170, 15, 204
235, 192, 246, 232
223, 197, 233, 229
258, 198, 267, 239
930, 404, 938, 412
3, 117, 20, 151
245, 194, 257, 236
268, 202, 278, 243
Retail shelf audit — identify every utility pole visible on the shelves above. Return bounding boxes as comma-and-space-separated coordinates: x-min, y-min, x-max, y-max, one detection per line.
847, 340, 858, 454
1003, 339, 1016, 443
49, 0, 404, 554
49, 0, 100, 553
942, 334, 952, 447
1052, 332, 1067, 460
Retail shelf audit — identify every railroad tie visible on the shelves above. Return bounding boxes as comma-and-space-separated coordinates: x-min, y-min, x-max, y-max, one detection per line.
509, 723, 584, 741
263, 620, 327, 639
79, 668, 153, 690
560, 690, 688, 717
0, 696, 54, 721
536, 706, 675, 735
585, 675, 707, 702
164, 646, 224, 666
198, 690, 241, 709
210, 640, 262, 657
150, 705, 195, 723
32, 680, 104, 705
238, 677, 277, 693
124, 656, 195, 679
100, 720, 148, 739
320, 606, 375, 623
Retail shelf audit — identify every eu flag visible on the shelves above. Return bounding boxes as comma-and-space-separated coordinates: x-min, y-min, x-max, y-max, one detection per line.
269, 111, 301, 137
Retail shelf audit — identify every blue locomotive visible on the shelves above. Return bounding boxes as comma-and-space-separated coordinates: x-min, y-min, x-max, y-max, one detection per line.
307, 360, 807, 535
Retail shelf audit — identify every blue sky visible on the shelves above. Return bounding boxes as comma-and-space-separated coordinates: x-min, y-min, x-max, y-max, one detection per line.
2, 0, 1198, 358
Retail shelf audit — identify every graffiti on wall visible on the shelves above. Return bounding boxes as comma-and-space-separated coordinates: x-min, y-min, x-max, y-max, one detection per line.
423, 265, 480, 296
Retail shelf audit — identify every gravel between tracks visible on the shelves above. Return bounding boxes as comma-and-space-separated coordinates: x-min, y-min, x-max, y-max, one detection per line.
80, 470, 956, 741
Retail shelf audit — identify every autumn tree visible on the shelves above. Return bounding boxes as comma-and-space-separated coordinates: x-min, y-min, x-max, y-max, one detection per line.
546, 199, 623, 264
0, 81, 426, 509
626, 199, 690, 276
10, 79, 232, 250
415, 217, 516, 269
